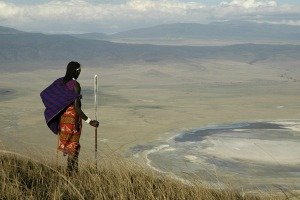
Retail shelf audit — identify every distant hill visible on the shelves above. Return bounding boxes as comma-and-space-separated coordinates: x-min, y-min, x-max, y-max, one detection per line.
70, 32, 109, 40
0, 32, 131, 71
0, 26, 300, 72
112, 21, 300, 41
71, 21, 300, 44
110, 21, 300, 42
0, 26, 23, 34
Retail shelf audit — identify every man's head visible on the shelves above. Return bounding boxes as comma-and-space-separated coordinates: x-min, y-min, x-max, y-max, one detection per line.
64, 61, 81, 82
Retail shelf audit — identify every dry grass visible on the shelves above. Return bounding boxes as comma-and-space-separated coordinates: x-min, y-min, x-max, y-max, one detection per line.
0, 151, 287, 200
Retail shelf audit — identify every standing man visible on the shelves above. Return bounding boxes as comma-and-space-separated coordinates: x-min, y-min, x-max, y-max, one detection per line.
41, 61, 99, 175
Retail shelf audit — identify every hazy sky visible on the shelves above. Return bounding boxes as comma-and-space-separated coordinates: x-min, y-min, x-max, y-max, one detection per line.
5, 0, 300, 5
1, 0, 300, 34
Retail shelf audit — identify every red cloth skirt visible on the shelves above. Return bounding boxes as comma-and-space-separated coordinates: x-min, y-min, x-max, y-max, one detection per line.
58, 104, 82, 155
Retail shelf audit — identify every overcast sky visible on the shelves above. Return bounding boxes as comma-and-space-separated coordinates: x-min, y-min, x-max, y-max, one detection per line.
1, 0, 300, 34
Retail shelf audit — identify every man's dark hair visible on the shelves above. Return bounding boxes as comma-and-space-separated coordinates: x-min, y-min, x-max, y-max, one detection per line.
63, 61, 81, 84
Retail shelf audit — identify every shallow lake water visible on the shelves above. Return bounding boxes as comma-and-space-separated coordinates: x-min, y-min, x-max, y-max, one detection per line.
131, 120, 300, 191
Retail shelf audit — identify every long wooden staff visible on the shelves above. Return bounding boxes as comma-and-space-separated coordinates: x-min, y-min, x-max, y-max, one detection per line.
94, 75, 98, 170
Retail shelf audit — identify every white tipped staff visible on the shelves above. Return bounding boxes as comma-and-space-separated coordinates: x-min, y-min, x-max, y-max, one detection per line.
94, 75, 98, 169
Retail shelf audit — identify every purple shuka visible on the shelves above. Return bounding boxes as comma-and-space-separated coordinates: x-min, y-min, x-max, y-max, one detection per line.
40, 77, 81, 134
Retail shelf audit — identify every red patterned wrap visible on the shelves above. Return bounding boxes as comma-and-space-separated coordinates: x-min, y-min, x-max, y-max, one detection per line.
58, 104, 82, 155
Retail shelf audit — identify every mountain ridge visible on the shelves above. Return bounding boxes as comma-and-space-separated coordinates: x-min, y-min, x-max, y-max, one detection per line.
109, 21, 300, 41
0, 24, 300, 72
0, 26, 24, 34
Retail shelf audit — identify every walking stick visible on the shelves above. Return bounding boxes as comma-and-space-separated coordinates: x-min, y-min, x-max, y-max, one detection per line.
94, 75, 98, 170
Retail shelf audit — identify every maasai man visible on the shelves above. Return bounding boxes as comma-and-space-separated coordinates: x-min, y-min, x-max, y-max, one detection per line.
41, 61, 99, 175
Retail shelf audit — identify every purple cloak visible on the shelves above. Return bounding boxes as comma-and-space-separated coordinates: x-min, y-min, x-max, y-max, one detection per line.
40, 77, 81, 134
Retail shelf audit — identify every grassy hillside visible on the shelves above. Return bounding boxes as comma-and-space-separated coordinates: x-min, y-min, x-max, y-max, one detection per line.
0, 151, 284, 200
